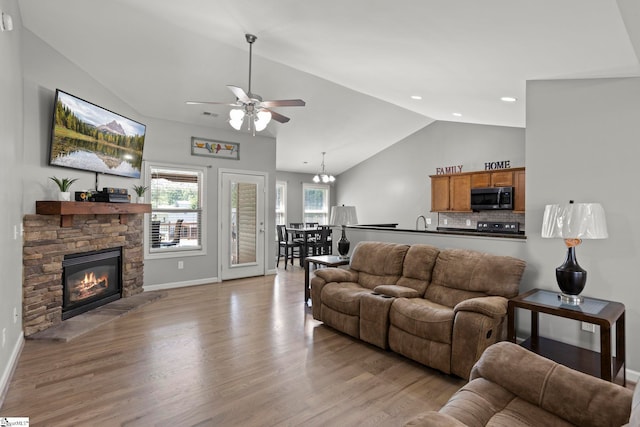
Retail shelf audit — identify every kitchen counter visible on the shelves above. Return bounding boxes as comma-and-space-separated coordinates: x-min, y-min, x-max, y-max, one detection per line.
350, 225, 526, 240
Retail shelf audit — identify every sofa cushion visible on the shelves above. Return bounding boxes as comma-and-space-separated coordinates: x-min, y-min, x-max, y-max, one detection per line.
321, 282, 371, 315
390, 297, 454, 344
395, 244, 440, 296
426, 249, 526, 307
472, 342, 633, 427
350, 242, 409, 289
436, 378, 573, 427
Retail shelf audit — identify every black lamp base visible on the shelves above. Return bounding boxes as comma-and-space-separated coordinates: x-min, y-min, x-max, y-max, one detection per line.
556, 246, 587, 305
337, 226, 350, 259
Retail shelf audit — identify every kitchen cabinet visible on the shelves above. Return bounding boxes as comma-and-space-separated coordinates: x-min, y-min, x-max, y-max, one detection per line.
430, 175, 471, 212
431, 176, 450, 212
471, 173, 491, 188
450, 175, 471, 211
514, 169, 526, 212
471, 170, 514, 188
491, 170, 513, 187
430, 167, 525, 212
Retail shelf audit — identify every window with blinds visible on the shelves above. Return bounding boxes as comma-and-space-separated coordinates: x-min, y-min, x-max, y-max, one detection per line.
276, 181, 287, 226
146, 164, 205, 255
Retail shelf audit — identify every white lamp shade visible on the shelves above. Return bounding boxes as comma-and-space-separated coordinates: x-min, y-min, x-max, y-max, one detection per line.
330, 205, 358, 226
541, 202, 608, 239
312, 174, 320, 183
229, 109, 245, 130
229, 109, 245, 121
254, 110, 272, 131
229, 118, 243, 130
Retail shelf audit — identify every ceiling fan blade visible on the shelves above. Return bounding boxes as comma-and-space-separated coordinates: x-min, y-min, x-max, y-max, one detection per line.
266, 109, 290, 124
259, 99, 306, 108
186, 101, 238, 106
227, 85, 251, 103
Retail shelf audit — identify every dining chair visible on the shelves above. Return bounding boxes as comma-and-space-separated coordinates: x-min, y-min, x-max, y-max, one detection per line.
276, 225, 300, 269
311, 225, 332, 255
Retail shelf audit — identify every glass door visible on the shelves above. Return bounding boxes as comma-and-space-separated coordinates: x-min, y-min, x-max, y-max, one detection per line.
220, 171, 265, 280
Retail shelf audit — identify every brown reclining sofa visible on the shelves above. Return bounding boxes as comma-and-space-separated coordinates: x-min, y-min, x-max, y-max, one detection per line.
311, 241, 526, 379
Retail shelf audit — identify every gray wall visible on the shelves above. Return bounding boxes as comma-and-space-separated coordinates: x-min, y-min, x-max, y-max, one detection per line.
336, 121, 525, 229
20, 29, 277, 289
526, 76, 640, 370
0, 0, 25, 399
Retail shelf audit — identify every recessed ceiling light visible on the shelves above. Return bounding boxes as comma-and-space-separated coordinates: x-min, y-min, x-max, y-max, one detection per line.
411, 95, 422, 100
452, 112, 462, 117
501, 96, 517, 103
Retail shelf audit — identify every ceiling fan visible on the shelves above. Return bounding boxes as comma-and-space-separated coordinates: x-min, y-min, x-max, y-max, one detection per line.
186, 33, 306, 132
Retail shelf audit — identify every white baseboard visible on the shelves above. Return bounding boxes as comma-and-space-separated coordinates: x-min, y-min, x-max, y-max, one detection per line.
144, 270, 279, 292
143, 276, 220, 292
0, 332, 24, 410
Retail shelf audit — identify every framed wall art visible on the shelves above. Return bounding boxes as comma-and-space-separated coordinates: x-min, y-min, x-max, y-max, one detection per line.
191, 137, 240, 160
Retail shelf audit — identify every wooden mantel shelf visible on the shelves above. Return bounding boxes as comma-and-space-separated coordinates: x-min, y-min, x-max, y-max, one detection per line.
36, 201, 151, 227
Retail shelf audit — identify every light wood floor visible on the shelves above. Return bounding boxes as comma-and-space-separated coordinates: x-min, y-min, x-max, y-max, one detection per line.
0, 265, 465, 426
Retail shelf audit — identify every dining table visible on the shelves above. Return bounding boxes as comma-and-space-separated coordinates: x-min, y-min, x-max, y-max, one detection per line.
289, 227, 319, 265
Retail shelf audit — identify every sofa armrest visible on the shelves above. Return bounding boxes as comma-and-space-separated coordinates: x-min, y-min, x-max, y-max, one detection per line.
450, 296, 509, 379
454, 296, 507, 319
403, 411, 468, 427
472, 342, 633, 427
314, 267, 358, 283
374, 285, 420, 298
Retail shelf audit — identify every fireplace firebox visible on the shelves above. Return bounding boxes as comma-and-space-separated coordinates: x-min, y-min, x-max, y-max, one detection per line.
62, 247, 122, 320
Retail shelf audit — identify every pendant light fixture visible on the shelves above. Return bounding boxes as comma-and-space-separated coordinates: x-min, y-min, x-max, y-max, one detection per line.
313, 152, 335, 183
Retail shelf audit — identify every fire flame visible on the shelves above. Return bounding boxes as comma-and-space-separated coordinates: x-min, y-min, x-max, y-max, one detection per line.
69, 271, 109, 302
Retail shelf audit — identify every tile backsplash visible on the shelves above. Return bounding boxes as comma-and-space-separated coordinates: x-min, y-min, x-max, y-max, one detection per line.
438, 211, 525, 233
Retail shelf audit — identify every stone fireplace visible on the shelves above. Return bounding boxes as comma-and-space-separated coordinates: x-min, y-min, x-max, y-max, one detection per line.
22, 209, 146, 336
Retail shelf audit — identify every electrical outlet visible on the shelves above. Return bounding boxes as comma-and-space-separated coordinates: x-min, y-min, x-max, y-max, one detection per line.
2, 328, 5, 348
426, 218, 431, 225
178, 261, 184, 270
443, 219, 448, 225
466, 219, 471, 226
581, 322, 595, 333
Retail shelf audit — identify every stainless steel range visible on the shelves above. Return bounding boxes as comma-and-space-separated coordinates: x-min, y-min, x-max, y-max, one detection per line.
476, 221, 520, 234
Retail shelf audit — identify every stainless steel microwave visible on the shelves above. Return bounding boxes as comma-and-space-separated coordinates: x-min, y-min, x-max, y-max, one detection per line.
470, 187, 513, 210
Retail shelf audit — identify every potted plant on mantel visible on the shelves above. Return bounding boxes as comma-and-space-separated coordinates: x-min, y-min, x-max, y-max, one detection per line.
50, 176, 78, 201
133, 185, 148, 204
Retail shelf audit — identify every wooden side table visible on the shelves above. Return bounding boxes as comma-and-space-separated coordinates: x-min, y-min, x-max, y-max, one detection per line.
304, 255, 349, 303
508, 288, 625, 386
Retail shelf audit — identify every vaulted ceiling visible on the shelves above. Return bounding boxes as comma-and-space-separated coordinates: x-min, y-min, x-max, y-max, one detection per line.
18, 0, 640, 174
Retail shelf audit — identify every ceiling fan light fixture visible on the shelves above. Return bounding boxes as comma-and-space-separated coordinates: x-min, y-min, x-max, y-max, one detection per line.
313, 152, 335, 184
254, 109, 272, 131
230, 108, 245, 121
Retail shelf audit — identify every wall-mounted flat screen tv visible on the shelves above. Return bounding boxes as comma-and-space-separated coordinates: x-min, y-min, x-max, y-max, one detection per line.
49, 89, 146, 178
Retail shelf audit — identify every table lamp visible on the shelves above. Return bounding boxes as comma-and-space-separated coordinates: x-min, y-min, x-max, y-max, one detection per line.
329, 205, 358, 258
541, 200, 608, 305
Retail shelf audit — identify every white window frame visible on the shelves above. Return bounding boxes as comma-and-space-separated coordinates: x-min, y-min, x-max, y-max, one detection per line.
302, 183, 330, 225
276, 180, 287, 227
144, 161, 207, 259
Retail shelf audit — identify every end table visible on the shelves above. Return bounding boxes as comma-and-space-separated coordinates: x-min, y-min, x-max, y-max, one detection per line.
508, 288, 625, 386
